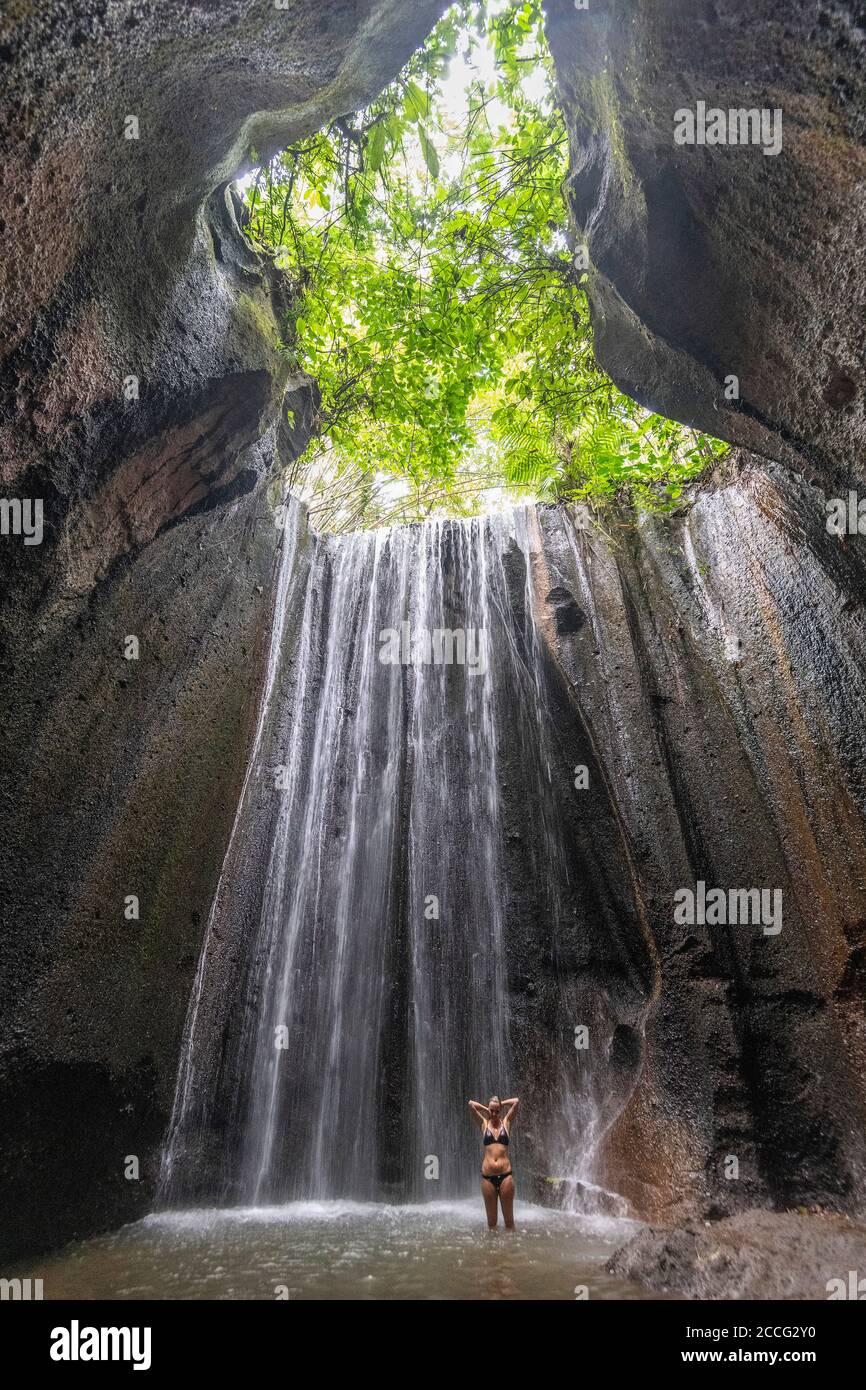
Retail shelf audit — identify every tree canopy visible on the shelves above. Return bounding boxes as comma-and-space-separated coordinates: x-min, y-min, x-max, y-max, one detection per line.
244, 0, 726, 532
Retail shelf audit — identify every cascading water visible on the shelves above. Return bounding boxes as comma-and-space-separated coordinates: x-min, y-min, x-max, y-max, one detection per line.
160, 501, 650, 1212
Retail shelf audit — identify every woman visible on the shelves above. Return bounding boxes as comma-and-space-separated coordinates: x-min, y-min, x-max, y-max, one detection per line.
468, 1094, 519, 1229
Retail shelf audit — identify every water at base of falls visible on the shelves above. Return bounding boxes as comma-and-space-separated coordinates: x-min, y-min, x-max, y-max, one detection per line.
161, 501, 646, 1212
19, 1203, 665, 1301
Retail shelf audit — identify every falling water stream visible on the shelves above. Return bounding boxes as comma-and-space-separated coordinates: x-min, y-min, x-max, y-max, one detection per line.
162, 501, 636, 1203
23, 502, 656, 1299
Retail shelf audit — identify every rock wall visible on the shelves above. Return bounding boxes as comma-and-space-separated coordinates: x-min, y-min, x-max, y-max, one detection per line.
2, 0, 440, 581
539, 0, 866, 1218
534, 463, 866, 1220
0, 489, 291, 1258
545, 0, 866, 491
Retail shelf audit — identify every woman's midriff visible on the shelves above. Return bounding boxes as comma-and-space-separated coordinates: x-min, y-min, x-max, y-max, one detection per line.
481, 1145, 510, 1176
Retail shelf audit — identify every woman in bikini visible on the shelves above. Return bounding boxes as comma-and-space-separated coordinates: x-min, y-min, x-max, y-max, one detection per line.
468, 1094, 519, 1229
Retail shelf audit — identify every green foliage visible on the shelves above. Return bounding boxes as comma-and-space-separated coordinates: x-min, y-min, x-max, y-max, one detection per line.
245, 0, 726, 531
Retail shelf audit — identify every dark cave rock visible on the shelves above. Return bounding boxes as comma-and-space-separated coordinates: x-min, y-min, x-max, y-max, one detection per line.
545, 585, 587, 635
544, 0, 866, 492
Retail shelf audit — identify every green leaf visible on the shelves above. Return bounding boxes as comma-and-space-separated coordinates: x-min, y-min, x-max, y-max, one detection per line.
367, 121, 386, 173
403, 80, 430, 123
418, 127, 440, 179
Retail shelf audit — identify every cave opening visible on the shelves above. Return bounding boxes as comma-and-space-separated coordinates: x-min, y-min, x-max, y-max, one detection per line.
240, 0, 725, 536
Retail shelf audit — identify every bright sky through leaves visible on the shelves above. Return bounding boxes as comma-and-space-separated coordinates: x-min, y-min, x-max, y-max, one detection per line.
244, 0, 726, 532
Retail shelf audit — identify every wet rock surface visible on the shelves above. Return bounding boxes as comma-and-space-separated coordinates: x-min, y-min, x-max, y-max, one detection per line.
608, 1208, 866, 1299
1, 0, 439, 577
545, 0, 866, 490
537, 464, 866, 1222
0, 492, 295, 1259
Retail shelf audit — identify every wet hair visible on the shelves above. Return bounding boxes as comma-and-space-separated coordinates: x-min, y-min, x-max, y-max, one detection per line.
488, 1095, 501, 1109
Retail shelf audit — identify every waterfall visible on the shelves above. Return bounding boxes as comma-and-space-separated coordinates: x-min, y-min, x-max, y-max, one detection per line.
161, 502, 648, 1210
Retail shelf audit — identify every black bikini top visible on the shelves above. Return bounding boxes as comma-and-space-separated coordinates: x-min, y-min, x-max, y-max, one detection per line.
483, 1126, 509, 1146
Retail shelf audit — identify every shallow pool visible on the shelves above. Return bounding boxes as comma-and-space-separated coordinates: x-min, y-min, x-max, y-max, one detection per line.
22, 1200, 669, 1301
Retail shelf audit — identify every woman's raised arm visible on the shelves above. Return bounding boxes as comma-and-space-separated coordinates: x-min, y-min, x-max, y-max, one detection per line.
468, 1100, 489, 1129
502, 1098, 520, 1125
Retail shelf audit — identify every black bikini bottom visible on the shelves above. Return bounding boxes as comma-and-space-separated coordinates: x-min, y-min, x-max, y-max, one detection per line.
481, 1171, 513, 1190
